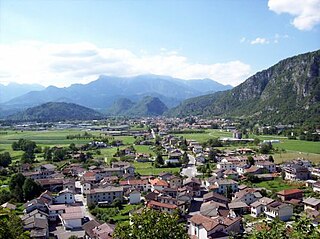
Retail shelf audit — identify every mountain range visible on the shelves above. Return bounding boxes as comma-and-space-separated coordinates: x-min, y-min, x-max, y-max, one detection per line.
0, 75, 232, 118
167, 50, 320, 125
0, 83, 45, 103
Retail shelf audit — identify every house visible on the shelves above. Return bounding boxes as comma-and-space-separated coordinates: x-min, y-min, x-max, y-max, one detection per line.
48, 204, 67, 221
312, 181, 320, 193
92, 223, 114, 239
35, 178, 64, 192
213, 179, 238, 195
1, 202, 16, 210
264, 201, 293, 221
128, 190, 141, 204
244, 166, 264, 175
189, 214, 242, 239
53, 188, 75, 204
203, 192, 230, 204
303, 197, 320, 211
119, 179, 150, 192
147, 200, 178, 214
86, 186, 124, 206
22, 210, 49, 239
59, 206, 84, 230
283, 164, 310, 181
217, 161, 237, 171
167, 175, 183, 188
193, 145, 203, 154
228, 201, 249, 214
158, 172, 173, 181
83, 220, 101, 239
250, 197, 274, 217
200, 201, 228, 217
277, 189, 303, 202
256, 161, 276, 173
23, 199, 48, 214
150, 178, 169, 192
223, 169, 239, 180
232, 188, 262, 205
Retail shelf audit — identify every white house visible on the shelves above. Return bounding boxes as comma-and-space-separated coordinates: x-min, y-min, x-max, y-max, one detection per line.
264, 201, 293, 221
53, 189, 75, 204
250, 197, 274, 217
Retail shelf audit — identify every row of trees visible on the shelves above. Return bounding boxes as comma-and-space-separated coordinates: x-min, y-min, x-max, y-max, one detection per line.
11, 138, 40, 164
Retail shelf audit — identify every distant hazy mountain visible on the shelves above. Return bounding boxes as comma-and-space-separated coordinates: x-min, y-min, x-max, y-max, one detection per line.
7, 102, 104, 122
167, 50, 320, 125
3, 75, 232, 111
0, 83, 45, 103
107, 96, 168, 117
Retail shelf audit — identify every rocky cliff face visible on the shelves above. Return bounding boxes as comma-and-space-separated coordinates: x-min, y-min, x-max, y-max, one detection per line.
167, 50, 320, 125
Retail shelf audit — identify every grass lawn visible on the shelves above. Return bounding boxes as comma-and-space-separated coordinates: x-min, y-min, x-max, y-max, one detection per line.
133, 162, 180, 175
173, 129, 232, 143
273, 152, 320, 164
133, 145, 155, 156
250, 177, 303, 192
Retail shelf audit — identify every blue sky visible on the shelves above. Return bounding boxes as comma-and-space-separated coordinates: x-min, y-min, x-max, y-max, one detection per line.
0, 0, 319, 87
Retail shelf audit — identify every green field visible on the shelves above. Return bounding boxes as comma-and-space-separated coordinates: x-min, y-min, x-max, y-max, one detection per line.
133, 162, 180, 175
173, 129, 320, 162
250, 177, 303, 192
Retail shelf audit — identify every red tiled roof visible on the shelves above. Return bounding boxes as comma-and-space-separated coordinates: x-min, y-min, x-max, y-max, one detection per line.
150, 179, 168, 187
119, 179, 149, 186
147, 200, 177, 209
277, 189, 303, 196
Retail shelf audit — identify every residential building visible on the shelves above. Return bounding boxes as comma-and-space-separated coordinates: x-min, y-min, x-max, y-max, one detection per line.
264, 201, 293, 221
277, 189, 303, 202
86, 186, 124, 206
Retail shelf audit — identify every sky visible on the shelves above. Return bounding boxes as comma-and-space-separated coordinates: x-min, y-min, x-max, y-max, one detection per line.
0, 0, 319, 87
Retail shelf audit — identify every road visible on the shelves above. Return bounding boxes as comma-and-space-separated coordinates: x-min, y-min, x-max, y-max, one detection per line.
75, 181, 95, 220
180, 154, 199, 178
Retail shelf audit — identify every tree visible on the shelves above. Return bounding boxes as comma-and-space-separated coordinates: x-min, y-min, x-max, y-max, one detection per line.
0, 210, 30, 239
181, 152, 189, 165
155, 154, 164, 167
23, 178, 43, 201
9, 173, 26, 202
21, 151, 35, 164
245, 216, 320, 239
247, 156, 255, 166
113, 209, 188, 239
43, 147, 52, 161
208, 150, 217, 163
0, 152, 12, 167
253, 138, 261, 146
268, 155, 274, 163
260, 142, 272, 154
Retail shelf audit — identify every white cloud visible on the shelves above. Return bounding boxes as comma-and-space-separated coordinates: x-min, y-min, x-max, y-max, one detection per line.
250, 37, 270, 45
268, 0, 320, 30
0, 41, 251, 87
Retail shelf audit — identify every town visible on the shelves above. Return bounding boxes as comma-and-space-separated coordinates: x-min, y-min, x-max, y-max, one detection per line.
0, 117, 319, 239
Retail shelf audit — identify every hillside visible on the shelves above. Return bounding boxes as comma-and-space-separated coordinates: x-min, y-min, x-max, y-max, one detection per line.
7, 102, 104, 122
167, 50, 320, 125
2, 75, 232, 112
107, 96, 168, 117
107, 98, 135, 115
